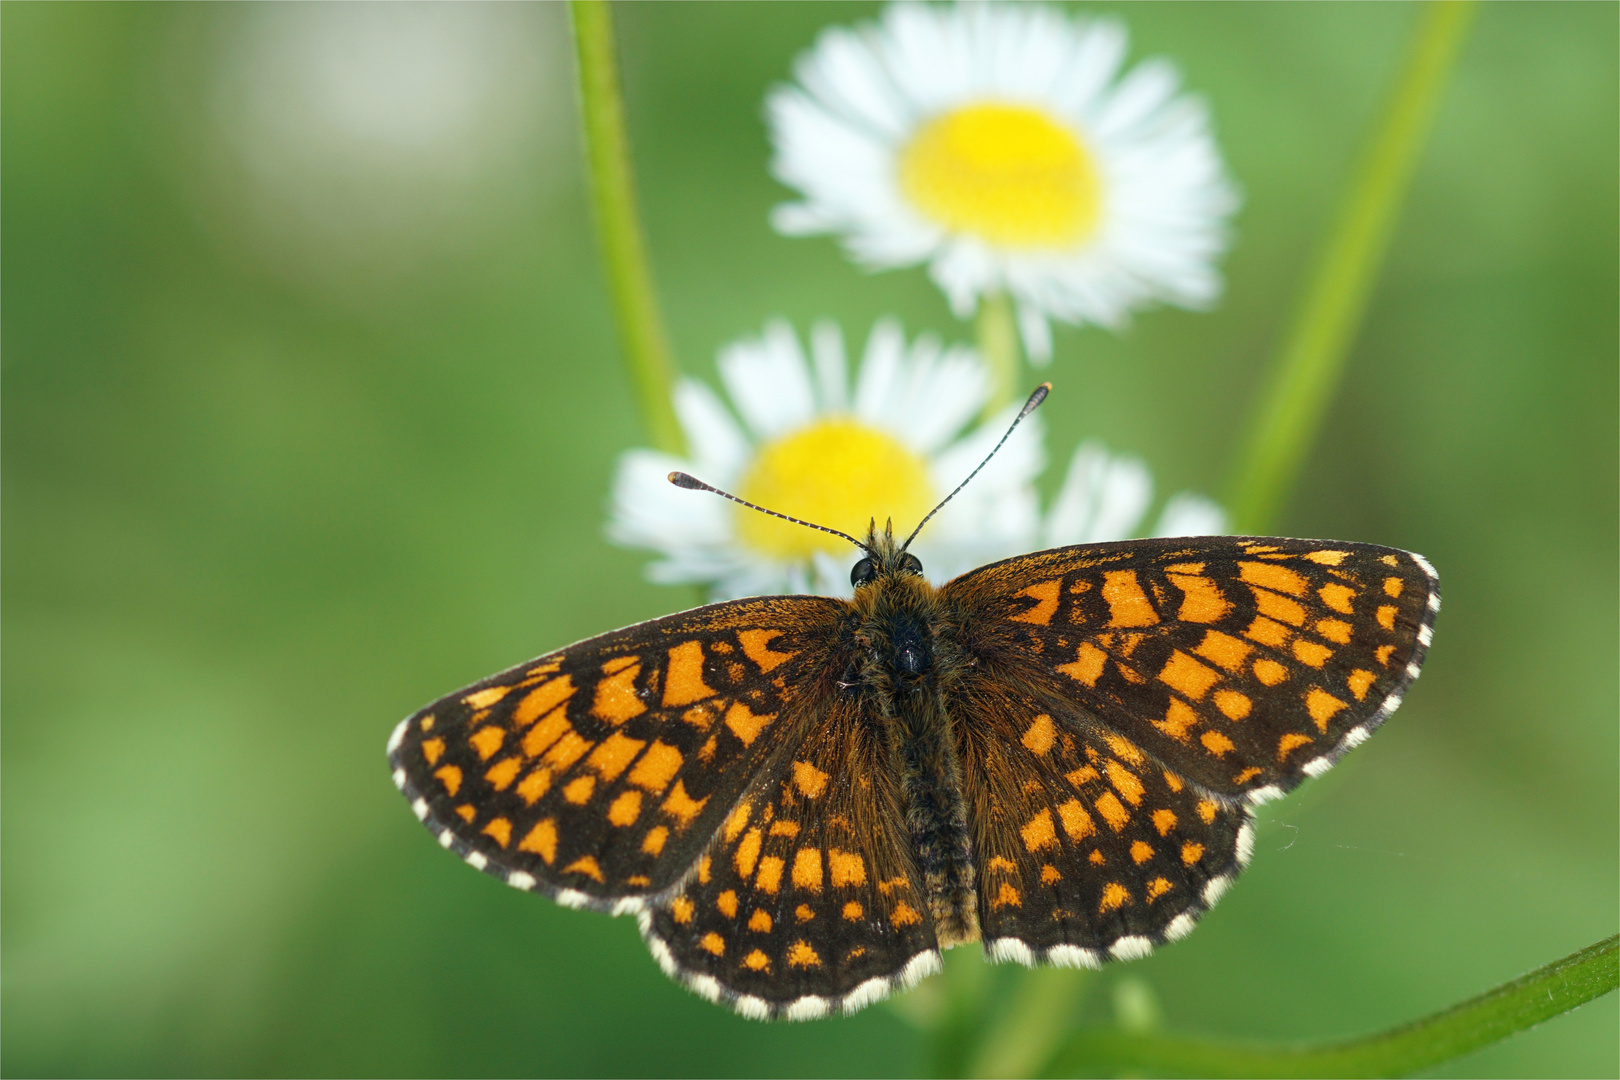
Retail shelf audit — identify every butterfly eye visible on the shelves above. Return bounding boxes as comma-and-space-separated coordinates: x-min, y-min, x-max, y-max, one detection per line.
899, 552, 924, 576
850, 557, 876, 587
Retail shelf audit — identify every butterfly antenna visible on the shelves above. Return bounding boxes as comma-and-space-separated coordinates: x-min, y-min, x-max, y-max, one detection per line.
667, 472, 871, 553
901, 383, 1050, 552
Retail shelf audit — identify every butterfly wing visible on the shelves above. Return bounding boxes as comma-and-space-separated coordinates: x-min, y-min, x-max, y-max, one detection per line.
642, 692, 942, 1019
939, 536, 1438, 963
387, 595, 851, 909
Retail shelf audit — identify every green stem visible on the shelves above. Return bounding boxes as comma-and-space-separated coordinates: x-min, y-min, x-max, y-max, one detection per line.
569, 0, 685, 455
1224, 1, 1474, 533
1037, 934, 1618, 1079
965, 967, 1091, 1079
976, 292, 1021, 418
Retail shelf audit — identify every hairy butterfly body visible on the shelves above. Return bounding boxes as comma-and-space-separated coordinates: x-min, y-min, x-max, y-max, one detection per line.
388, 521, 1438, 1020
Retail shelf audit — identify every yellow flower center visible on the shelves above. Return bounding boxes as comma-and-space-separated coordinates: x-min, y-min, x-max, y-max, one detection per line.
898, 102, 1101, 248
736, 419, 935, 560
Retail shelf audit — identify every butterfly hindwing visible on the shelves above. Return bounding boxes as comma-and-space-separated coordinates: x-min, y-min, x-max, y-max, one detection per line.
943, 537, 1439, 805
388, 595, 850, 908
643, 694, 942, 1019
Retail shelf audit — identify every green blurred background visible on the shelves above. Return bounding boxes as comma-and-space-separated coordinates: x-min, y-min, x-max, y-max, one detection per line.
4, 2, 1615, 1076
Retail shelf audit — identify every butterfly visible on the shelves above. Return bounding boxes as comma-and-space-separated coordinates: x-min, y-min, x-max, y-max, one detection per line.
387, 386, 1439, 1020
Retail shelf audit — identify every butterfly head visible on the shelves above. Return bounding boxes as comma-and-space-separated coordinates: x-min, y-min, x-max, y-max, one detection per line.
850, 520, 924, 589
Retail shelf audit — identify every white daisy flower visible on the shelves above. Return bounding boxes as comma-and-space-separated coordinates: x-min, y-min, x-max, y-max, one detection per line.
767, 2, 1239, 362
609, 318, 1045, 600
1042, 440, 1228, 547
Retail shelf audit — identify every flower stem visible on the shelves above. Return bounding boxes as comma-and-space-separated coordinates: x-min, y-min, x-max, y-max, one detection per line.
569, 0, 685, 455
1224, 0, 1474, 533
1037, 934, 1618, 1079
976, 292, 1021, 418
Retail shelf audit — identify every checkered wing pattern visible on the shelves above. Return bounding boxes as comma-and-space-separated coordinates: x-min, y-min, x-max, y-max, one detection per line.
943, 536, 1440, 807
643, 695, 941, 1020
387, 596, 849, 908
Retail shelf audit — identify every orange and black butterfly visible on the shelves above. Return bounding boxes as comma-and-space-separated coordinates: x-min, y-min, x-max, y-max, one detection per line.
388, 387, 1439, 1020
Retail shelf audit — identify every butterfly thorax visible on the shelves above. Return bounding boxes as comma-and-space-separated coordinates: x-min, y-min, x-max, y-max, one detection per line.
848, 527, 982, 946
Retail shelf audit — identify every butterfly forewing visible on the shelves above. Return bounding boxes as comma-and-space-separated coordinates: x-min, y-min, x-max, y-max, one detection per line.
388, 596, 849, 907
943, 537, 1439, 805
644, 694, 941, 1019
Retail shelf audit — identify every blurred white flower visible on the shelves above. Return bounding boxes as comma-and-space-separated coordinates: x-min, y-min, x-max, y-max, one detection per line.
767, 2, 1238, 362
609, 318, 1045, 599
1041, 441, 1228, 548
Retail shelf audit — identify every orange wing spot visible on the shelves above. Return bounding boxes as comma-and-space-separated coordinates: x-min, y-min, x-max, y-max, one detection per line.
564, 855, 604, 882
787, 940, 822, 968
1318, 583, 1356, 614
628, 741, 683, 794
723, 800, 753, 842
680, 703, 717, 731
433, 764, 463, 797
1130, 840, 1154, 864
1181, 841, 1205, 865
737, 628, 795, 673
419, 715, 436, 732
1316, 618, 1353, 644
1152, 809, 1177, 836
828, 849, 866, 887
1293, 640, 1332, 668
484, 756, 522, 791
792, 848, 824, 892
671, 896, 695, 924
662, 641, 715, 707
1240, 560, 1308, 596
1214, 689, 1252, 720
521, 706, 572, 758
1159, 650, 1221, 700
541, 730, 594, 778
590, 661, 645, 724
1380, 553, 1399, 567
842, 901, 864, 921
1022, 714, 1057, 754
562, 774, 596, 804
1383, 577, 1404, 598
1105, 761, 1146, 806
716, 889, 739, 918
1232, 766, 1262, 784
1089, 849, 1106, 865
1102, 570, 1160, 627
1165, 562, 1205, 574
795, 904, 815, 923
1066, 764, 1101, 786
988, 856, 1017, 873
607, 789, 642, 826
1057, 799, 1096, 840
1022, 808, 1059, 852
987, 882, 1020, 910
1194, 630, 1251, 673
792, 760, 830, 799
1195, 800, 1218, 825
1102, 733, 1147, 767
1057, 642, 1108, 687
1153, 699, 1201, 742
1167, 573, 1231, 623
1253, 658, 1289, 685
1163, 771, 1184, 792
734, 829, 763, 878
1278, 732, 1314, 761
1008, 578, 1062, 625
626, 875, 651, 887
514, 675, 575, 727
421, 738, 446, 766
1306, 688, 1348, 731
450, 806, 475, 826
1375, 644, 1396, 667
700, 932, 725, 957
1146, 877, 1173, 902
748, 908, 772, 932
1347, 669, 1377, 701
723, 701, 775, 747
515, 766, 553, 805
769, 820, 800, 838
586, 732, 647, 783
876, 876, 910, 895
1245, 618, 1292, 650
1254, 588, 1307, 626
890, 902, 922, 928
743, 949, 770, 972
756, 856, 785, 895
462, 685, 512, 710
1099, 883, 1130, 913
482, 816, 512, 848
1376, 605, 1398, 630
641, 826, 668, 856
523, 660, 563, 679
1095, 791, 1131, 831
1305, 550, 1349, 566
1200, 730, 1235, 757
698, 855, 711, 884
